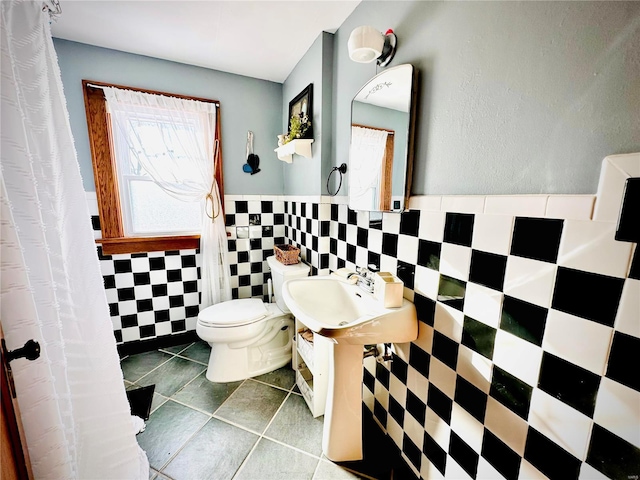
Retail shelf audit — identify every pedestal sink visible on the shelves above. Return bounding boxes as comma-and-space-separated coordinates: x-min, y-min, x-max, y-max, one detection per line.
282, 276, 418, 462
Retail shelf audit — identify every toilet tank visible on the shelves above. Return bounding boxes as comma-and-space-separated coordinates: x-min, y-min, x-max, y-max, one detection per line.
266, 255, 310, 312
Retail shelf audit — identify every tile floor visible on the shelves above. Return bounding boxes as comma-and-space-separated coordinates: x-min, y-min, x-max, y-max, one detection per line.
121, 341, 407, 480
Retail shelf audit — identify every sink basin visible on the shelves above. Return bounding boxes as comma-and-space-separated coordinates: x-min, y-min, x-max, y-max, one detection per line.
282, 275, 419, 463
282, 276, 418, 344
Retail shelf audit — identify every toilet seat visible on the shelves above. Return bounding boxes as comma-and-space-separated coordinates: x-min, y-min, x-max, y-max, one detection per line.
198, 298, 270, 328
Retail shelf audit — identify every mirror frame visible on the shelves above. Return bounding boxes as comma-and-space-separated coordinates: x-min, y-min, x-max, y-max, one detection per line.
348, 64, 419, 213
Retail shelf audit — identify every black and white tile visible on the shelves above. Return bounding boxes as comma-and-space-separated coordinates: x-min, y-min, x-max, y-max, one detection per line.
225, 195, 286, 300
283, 197, 331, 276
344, 193, 638, 480
92, 195, 288, 345
89, 170, 638, 479
96, 243, 201, 343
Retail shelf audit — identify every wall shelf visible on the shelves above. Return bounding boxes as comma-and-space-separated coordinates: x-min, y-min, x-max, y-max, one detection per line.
275, 139, 314, 163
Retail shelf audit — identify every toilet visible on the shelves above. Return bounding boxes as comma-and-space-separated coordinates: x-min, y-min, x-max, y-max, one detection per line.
196, 255, 310, 383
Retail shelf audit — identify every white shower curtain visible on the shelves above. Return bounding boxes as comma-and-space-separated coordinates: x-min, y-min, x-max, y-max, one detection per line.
348, 126, 388, 211
0, 2, 148, 478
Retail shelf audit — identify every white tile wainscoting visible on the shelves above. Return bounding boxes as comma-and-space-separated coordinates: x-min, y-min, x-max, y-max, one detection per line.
88, 153, 639, 479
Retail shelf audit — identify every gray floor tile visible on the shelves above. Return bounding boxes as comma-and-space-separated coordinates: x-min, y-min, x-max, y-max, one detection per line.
159, 342, 193, 354
265, 394, 324, 456
149, 467, 157, 480
234, 438, 319, 480
313, 461, 367, 479
171, 372, 242, 414
121, 351, 172, 382
136, 400, 209, 470
253, 365, 296, 390
178, 341, 211, 364
137, 356, 206, 397
215, 380, 287, 434
150, 393, 168, 413
162, 418, 258, 480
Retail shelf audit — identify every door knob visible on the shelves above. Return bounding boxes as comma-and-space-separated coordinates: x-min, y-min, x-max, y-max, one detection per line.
2, 338, 41, 398
4, 339, 40, 363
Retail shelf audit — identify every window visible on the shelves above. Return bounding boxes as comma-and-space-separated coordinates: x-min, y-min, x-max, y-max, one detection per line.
83, 80, 224, 254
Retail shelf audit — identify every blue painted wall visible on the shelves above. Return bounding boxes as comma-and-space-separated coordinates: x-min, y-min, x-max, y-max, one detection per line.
53, 39, 284, 195
55, 1, 640, 198
281, 32, 335, 195
331, 1, 640, 195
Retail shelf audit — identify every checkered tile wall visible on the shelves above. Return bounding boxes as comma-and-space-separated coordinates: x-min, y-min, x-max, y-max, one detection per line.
283, 199, 332, 277
95, 243, 201, 344
92, 192, 638, 479
92, 196, 286, 344
318, 203, 638, 480
224, 197, 287, 300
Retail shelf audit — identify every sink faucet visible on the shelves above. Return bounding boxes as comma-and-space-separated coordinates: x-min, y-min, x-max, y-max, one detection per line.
348, 264, 378, 294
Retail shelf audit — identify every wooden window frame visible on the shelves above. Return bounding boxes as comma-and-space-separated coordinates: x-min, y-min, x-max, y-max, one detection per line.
83, 80, 224, 255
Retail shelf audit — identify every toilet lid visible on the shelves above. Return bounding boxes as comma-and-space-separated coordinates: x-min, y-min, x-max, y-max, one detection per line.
198, 298, 268, 327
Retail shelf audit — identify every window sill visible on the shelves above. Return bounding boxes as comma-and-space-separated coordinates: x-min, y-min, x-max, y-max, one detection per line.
98, 235, 200, 255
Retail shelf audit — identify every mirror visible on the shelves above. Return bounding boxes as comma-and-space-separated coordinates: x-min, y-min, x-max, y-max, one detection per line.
348, 64, 417, 212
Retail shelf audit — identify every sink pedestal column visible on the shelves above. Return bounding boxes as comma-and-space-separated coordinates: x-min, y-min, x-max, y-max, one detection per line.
322, 343, 364, 462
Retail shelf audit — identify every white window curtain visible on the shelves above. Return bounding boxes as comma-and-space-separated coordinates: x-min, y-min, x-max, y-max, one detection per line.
348, 126, 388, 211
1, 1, 148, 478
102, 88, 231, 307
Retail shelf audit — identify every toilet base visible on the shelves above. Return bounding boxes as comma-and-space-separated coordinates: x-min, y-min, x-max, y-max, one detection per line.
204, 319, 294, 383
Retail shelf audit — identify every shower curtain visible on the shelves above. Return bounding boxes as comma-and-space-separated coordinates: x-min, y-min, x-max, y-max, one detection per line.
348, 126, 389, 211
0, 2, 149, 478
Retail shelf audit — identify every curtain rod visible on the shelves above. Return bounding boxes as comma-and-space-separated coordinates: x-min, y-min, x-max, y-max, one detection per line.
86, 82, 220, 106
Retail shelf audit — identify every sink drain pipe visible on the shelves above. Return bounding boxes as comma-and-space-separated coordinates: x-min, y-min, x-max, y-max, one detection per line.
363, 343, 394, 363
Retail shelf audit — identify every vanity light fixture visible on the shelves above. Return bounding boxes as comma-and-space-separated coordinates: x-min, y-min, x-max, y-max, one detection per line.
347, 26, 397, 67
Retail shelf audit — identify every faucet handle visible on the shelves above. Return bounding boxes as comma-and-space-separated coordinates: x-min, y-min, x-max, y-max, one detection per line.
367, 264, 379, 273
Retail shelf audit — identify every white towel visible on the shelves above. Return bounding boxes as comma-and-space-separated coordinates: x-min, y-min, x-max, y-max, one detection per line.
131, 415, 146, 435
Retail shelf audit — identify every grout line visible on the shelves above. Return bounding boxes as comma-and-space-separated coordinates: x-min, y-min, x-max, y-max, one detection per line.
149, 393, 169, 415
259, 390, 291, 435
168, 396, 219, 419
127, 353, 176, 384
249, 377, 298, 394
172, 352, 209, 367
260, 432, 323, 461
213, 386, 292, 438
230, 434, 263, 479
230, 389, 294, 479
310, 456, 323, 480
154, 413, 212, 475
142, 349, 368, 479
210, 413, 266, 437
210, 378, 248, 417
158, 342, 194, 355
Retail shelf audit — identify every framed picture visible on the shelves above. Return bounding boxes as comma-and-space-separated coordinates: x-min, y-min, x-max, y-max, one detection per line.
288, 83, 313, 140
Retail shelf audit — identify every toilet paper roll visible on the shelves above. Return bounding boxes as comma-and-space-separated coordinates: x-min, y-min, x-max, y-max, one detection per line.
331, 267, 358, 284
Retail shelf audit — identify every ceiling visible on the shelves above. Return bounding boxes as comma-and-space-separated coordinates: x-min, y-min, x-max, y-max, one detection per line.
50, 1, 361, 83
